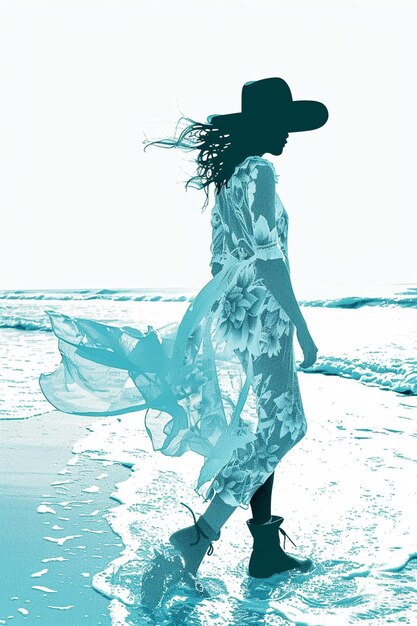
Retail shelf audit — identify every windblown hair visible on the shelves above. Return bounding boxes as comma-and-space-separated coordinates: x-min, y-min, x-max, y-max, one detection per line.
143, 115, 263, 213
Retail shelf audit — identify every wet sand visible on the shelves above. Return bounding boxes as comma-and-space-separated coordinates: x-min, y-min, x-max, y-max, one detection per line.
0, 410, 130, 625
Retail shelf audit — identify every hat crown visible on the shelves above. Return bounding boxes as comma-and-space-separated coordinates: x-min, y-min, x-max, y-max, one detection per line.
242, 78, 293, 118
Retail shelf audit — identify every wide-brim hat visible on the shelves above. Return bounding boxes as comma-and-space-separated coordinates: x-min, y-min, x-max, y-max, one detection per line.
207, 77, 328, 132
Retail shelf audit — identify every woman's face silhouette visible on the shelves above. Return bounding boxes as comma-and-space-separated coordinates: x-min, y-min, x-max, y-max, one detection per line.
267, 129, 289, 156
246, 121, 289, 158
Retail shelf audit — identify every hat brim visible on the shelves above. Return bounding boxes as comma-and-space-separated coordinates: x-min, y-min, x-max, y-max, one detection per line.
207, 112, 242, 126
207, 100, 328, 133
286, 100, 328, 132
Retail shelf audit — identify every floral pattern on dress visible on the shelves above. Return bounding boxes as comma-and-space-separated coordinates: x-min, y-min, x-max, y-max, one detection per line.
274, 381, 307, 443
210, 207, 224, 268
259, 293, 291, 358
172, 361, 208, 400
212, 263, 267, 356
252, 213, 280, 253
227, 162, 252, 211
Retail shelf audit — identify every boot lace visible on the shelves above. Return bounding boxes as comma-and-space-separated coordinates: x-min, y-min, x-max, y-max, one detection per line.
279, 526, 297, 551
179, 501, 216, 556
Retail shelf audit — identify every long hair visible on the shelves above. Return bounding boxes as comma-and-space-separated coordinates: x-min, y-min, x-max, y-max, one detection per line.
143, 115, 266, 213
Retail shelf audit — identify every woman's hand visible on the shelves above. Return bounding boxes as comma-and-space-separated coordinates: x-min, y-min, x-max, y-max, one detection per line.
211, 262, 223, 277
296, 322, 318, 369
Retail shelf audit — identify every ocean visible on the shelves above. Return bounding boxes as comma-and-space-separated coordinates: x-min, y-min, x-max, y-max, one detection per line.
1, 283, 415, 421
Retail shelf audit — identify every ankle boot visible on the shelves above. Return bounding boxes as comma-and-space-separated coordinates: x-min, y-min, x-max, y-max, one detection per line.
246, 515, 313, 578
141, 501, 220, 610
169, 501, 221, 577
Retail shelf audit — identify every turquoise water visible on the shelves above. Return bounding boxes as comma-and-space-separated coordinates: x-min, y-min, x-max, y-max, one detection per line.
0, 284, 416, 624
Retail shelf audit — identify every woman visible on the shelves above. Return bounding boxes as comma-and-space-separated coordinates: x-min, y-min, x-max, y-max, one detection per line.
39, 77, 328, 609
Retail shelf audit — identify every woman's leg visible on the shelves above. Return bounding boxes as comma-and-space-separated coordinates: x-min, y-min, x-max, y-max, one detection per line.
198, 493, 237, 535
198, 468, 276, 534
249, 471, 275, 524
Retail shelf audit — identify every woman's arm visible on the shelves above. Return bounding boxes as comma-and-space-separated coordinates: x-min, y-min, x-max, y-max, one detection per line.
255, 257, 307, 330
248, 162, 306, 330
256, 257, 318, 368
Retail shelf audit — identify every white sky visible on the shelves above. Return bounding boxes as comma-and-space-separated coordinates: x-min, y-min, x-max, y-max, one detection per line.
0, 0, 416, 291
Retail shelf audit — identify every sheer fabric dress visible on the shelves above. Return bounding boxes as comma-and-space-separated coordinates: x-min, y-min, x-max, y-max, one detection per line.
39, 155, 307, 509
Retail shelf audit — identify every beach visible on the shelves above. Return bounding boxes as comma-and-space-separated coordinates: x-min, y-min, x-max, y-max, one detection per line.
1, 375, 416, 625
0, 285, 416, 625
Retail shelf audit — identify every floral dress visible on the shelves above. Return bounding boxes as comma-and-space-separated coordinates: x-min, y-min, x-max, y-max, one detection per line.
39, 155, 307, 510
204, 155, 307, 506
